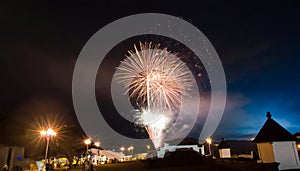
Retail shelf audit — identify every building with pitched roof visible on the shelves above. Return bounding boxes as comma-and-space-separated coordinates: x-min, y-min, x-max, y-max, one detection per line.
253, 112, 300, 170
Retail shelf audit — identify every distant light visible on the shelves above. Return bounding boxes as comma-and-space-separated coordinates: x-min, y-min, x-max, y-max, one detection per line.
40, 128, 56, 137
47, 128, 57, 136
40, 130, 47, 136
206, 137, 212, 144
250, 138, 255, 141
128, 146, 134, 151
94, 142, 100, 147
120, 146, 125, 151
297, 144, 300, 149
84, 138, 91, 145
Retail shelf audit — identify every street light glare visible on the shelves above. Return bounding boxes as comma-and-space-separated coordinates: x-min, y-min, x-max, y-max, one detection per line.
84, 138, 91, 145
206, 137, 212, 156
127, 146, 134, 151
40, 127, 57, 170
40, 128, 57, 137
40, 130, 47, 136
47, 128, 57, 136
206, 137, 212, 144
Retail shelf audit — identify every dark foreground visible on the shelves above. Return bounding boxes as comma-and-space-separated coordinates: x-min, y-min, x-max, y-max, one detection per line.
70, 161, 240, 171
69, 151, 281, 171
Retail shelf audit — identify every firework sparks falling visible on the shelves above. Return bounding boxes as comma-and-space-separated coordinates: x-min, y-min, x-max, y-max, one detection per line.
134, 108, 171, 130
115, 42, 193, 148
134, 108, 171, 147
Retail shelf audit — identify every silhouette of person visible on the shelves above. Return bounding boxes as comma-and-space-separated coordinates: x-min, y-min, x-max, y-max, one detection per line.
88, 163, 93, 171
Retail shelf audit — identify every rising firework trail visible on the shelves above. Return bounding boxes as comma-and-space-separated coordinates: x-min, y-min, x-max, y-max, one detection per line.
115, 42, 193, 148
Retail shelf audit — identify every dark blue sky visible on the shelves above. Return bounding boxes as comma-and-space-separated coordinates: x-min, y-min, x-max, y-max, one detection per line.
0, 0, 299, 148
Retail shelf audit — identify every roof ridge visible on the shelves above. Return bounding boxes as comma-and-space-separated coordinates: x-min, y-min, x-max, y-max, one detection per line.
253, 112, 296, 143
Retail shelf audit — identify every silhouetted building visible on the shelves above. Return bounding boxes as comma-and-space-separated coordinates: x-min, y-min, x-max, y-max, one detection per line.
218, 139, 258, 159
253, 112, 300, 170
294, 132, 300, 140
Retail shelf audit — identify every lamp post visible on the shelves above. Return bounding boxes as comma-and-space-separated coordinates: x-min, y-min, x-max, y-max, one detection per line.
94, 142, 100, 165
128, 146, 134, 156
84, 138, 91, 162
40, 128, 56, 171
120, 147, 125, 162
206, 137, 212, 156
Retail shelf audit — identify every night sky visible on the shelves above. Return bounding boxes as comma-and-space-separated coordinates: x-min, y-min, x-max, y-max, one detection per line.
1, 0, 300, 150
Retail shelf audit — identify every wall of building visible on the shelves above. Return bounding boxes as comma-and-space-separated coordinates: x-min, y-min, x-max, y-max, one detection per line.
272, 141, 300, 170
0, 145, 10, 169
238, 152, 253, 159
257, 142, 275, 163
157, 144, 204, 158
0, 145, 24, 171
8, 146, 25, 171
219, 148, 231, 158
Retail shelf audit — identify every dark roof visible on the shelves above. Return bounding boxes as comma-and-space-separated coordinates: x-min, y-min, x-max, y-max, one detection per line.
218, 139, 230, 149
218, 140, 258, 154
253, 112, 296, 143
294, 132, 300, 139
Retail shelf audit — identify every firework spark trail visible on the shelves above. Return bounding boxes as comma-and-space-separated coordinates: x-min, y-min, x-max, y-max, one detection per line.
115, 42, 193, 148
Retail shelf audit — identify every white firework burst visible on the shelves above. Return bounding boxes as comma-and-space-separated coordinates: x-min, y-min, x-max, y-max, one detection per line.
115, 42, 193, 148
116, 42, 192, 112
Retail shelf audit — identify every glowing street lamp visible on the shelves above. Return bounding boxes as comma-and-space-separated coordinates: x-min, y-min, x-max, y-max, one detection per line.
128, 146, 134, 156
40, 128, 56, 170
84, 138, 91, 161
206, 137, 212, 156
94, 142, 100, 148
120, 146, 125, 152
94, 141, 101, 164
146, 145, 151, 151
